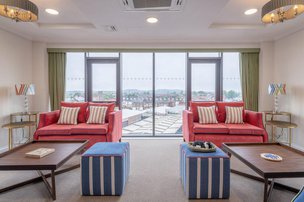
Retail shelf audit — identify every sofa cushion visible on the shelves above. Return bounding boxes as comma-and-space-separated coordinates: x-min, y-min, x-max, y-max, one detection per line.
57, 107, 80, 125
225, 123, 264, 135
217, 101, 245, 123
71, 123, 108, 135
225, 106, 244, 124
87, 106, 107, 124
193, 123, 229, 134
61, 102, 88, 123
35, 124, 73, 136
190, 101, 217, 123
87, 102, 115, 123
198, 106, 218, 124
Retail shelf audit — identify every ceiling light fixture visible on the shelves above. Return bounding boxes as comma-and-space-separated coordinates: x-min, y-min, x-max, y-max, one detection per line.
245, 8, 258, 15
45, 8, 59, 15
262, 0, 304, 23
146, 17, 158, 24
0, 0, 38, 22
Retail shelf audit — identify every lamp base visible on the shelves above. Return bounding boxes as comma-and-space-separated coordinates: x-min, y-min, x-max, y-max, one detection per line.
273, 95, 279, 113
24, 95, 29, 112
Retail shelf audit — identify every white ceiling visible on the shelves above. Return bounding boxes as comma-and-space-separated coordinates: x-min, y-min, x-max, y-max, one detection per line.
0, 0, 304, 43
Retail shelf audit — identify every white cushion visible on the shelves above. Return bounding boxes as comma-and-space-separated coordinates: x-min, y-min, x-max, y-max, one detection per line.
57, 107, 80, 125
197, 106, 218, 124
87, 106, 108, 124
225, 106, 244, 124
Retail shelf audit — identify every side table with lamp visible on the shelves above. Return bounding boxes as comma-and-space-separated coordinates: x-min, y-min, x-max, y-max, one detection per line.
1, 84, 38, 150
264, 83, 297, 147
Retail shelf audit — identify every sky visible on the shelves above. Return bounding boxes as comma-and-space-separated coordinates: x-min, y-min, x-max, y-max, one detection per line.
65, 52, 241, 93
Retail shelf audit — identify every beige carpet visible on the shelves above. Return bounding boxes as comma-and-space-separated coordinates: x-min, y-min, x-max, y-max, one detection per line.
0, 139, 303, 202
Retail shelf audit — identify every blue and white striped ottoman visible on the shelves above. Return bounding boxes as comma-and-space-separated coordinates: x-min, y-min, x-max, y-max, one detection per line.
81, 142, 130, 196
180, 143, 230, 199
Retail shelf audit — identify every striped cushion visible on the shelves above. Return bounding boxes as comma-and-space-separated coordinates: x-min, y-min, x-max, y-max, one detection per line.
87, 106, 108, 124
198, 106, 218, 124
225, 106, 244, 124
57, 107, 80, 125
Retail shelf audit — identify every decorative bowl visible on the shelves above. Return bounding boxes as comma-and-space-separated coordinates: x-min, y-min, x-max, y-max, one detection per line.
188, 142, 217, 153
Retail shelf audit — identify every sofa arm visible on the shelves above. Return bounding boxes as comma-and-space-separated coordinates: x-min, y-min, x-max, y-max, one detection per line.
245, 110, 264, 128
37, 110, 60, 129
245, 110, 268, 142
107, 110, 122, 142
182, 110, 195, 142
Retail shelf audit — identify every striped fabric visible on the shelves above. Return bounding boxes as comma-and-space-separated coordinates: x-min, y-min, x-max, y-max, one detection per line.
225, 106, 244, 124
87, 106, 108, 124
180, 144, 230, 199
197, 106, 218, 124
81, 142, 130, 196
57, 107, 80, 125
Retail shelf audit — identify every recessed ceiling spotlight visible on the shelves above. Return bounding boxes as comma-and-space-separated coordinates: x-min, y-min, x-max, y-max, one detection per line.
245, 8, 258, 15
45, 8, 59, 15
146, 17, 158, 24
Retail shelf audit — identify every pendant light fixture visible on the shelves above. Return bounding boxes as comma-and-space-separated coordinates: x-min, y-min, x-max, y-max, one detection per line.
262, 0, 304, 23
0, 0, 38, 22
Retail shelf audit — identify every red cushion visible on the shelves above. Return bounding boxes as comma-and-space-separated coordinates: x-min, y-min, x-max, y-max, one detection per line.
216, 101, 245, 123
225, 123, 264, 135
87, 102, 115, 122
35, 124, 73, 136
189, 101, 217, 122
71, 123, 108, 135
193, 123, 229, 134
60, 102, 88, 123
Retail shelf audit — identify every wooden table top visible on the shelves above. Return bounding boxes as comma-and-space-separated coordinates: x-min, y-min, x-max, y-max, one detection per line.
2, 121, 37, 129
0, 140, 88, 170
265, 121, 297, 128
222, 143, 304, 178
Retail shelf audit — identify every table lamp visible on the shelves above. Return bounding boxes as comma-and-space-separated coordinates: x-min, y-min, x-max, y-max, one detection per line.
15, 84, 35, 112
268, 83, 286, 113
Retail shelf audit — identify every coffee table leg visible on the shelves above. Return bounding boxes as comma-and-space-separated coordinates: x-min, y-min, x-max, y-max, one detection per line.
51, 170, 56, 200
264, 178, 275, 202
264, 178, 268, 202
37, 170, 56, 200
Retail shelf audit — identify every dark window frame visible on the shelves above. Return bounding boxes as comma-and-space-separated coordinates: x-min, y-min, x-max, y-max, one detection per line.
85, 58, 121, 108
186, 58, 222, 108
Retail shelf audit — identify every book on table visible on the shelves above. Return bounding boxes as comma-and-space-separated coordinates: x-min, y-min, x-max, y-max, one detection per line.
26, 148, 55, 158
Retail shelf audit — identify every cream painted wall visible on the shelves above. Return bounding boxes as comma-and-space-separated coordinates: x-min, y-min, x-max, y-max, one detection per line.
259, 42, 275, 112
274, 29, 304, 149
32, 42, 49, 112
0, 28, 33, 150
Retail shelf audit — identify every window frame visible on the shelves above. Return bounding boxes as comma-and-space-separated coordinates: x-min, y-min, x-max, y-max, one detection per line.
187, 58, 222, 107
85, 58, 121, 107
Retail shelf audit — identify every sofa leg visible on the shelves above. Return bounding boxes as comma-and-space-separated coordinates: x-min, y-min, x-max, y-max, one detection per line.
183, 138, 185, 142
119, 138, 122, 142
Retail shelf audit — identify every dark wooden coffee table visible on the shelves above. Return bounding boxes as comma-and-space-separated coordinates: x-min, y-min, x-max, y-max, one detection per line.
0, 140, 88, 200
222, 142, 304, 202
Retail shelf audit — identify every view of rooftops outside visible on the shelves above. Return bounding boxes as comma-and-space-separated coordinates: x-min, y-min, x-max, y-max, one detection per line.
65, 52, 242, 136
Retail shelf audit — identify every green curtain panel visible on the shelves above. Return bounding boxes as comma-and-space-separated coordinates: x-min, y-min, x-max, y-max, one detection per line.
240, 52, 259, 111
48, 52, 66, 111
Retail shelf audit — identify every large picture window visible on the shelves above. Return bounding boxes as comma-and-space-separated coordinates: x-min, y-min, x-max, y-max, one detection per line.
65, 51, 242, 137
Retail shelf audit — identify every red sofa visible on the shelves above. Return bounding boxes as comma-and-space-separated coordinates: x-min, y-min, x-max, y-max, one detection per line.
183, 101, 268, 147
34, 102, 122, 149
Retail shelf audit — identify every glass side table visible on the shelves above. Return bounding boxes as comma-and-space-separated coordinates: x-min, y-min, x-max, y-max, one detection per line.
2, 111, 39, 150
263, 111, 297, 147
2, 121, 36, 150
